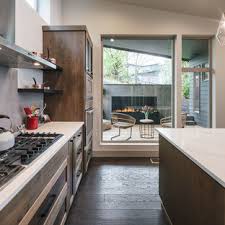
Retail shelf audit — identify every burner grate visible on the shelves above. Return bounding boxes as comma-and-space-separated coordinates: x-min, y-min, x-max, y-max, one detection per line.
0, 132, 63, 188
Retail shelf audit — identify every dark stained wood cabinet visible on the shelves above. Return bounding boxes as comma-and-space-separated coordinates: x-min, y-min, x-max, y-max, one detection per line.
43, 26, 93, 175
159, 135, 225, 225
42, 26, 93, 122
67, 127, 84, 211
0, 143, 68, 225
0, 126, 84, 225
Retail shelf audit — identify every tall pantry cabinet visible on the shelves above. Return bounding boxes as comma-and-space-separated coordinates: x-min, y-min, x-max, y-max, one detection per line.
42, 26, 93, 172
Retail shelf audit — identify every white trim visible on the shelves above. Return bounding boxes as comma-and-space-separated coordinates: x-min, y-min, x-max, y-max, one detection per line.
174, 35, 182, 128
93, 150, 159, 157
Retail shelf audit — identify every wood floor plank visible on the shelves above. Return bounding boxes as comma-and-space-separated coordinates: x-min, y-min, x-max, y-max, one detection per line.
74, 194, 161, 209
65, 158, 169, 225
66, 209, 169, 225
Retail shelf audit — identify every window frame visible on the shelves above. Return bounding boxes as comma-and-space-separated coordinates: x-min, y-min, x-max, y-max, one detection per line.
193, 70, 200, 113
181, 36, 213, 128
100, 35, 176, 143
25, 0, 50, 24
25, 0, 38, 11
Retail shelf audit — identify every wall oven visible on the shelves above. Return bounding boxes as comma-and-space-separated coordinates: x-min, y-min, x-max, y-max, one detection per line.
85, 74, 93, 110
85, 73, 93, 145
85, 108, 93, 145
86, 74, 93, 99
84, 74, 93, 172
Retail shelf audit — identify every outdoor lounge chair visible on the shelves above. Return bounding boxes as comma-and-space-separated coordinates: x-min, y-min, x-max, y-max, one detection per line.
111, 113, 136, 141
160, 113, 187, 128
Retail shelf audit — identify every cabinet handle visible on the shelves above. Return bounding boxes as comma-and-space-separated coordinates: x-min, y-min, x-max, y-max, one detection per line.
77, 149, 82, 156
76, 170, 82, 178
87, 151, 91, 156
40, 194, 57, 218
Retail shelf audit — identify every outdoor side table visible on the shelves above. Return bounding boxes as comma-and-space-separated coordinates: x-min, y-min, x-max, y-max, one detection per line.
139, 119, 154, 139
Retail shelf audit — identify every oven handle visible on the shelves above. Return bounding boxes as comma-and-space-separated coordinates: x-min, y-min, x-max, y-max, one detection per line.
87, 109, 94, 114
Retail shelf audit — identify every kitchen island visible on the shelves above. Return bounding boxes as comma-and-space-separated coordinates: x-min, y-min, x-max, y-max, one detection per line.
157, 128, 225, 225
0, 122, 84, 225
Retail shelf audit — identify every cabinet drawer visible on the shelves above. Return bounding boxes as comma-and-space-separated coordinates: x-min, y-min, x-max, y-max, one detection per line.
29, 167, 67, 225
53, 200, 67, 225
84, 140, 92, 172
0, 144, 68, 225
74, 159, 83, 192
74, 131, 82, 149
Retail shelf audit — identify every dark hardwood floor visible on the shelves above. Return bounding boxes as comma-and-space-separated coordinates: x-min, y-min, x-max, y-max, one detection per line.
65, 158, 169, 225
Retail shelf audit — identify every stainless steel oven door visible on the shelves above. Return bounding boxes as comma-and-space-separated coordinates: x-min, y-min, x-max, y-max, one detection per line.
86, 74, 93, 99
85, 108, 93, 145
85, 98, 93, 110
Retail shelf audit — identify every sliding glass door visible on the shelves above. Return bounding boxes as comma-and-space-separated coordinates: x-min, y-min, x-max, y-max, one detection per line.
181, 37, 212, 128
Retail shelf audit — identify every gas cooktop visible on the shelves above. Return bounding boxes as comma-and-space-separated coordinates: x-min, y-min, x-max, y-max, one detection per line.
0, 132, 63, 188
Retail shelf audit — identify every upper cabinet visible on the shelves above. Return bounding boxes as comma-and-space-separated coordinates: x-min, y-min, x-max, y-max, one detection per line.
86, 34, 93, 76
42, 25, 93, 121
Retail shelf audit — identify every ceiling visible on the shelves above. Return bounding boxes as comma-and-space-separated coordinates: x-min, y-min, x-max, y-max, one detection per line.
107, 0, 225, 19
103, 38, 208, 61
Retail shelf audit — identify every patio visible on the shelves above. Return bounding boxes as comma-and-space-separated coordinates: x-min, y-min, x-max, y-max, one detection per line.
103, 124, 160, 142
102, 121, 202, 142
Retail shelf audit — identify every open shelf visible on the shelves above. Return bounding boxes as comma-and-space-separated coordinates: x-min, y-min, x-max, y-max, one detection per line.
0, 36, 62, 71
18, 88, 63, 95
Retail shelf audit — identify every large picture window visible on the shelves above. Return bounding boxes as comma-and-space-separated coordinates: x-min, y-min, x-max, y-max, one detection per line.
25, 0, 50, 24
101, 36, 175, 143
25, 0, 38, 10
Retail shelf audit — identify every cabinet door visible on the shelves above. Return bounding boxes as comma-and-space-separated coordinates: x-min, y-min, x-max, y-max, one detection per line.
0, 144, 68, 225
86, 35, 93, 75
67, 139, 74, 209
89, 43, 93, 74
86, 38, 89, 72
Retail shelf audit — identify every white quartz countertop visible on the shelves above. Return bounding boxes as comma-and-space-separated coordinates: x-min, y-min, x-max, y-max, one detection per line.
157, 128, 225, 188
0, 122, 84, 211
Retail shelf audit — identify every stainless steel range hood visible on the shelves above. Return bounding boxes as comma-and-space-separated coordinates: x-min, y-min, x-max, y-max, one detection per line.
0, 0, 15, 44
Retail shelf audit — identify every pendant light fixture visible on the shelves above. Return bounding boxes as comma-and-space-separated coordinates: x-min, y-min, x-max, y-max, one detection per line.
217, 12, 225, 46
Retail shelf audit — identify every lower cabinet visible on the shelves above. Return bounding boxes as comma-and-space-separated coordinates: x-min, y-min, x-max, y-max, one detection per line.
29, 167, 67, 225
84, 139, 92, 173
0, 126, 84, 225
67, 127, 84, 210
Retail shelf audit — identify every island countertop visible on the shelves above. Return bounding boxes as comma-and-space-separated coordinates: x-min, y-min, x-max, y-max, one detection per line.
157, 128, 225, 188
0, 122, 84, 211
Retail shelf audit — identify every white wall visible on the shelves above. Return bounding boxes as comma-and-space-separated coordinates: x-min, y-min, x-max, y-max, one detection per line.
0, 0, 47, 128
61, 0, 225, 155
0, 0, 63, 129
15, 0, 47, 51
50, 0, 62, 25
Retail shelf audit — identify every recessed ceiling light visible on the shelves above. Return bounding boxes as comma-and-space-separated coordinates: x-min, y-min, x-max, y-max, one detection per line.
0, 47, 2, 50
33, 62, 41, 66
110, 38, 115, 42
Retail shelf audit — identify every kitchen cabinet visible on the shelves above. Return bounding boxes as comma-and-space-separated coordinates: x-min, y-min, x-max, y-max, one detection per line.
86, 35, 93, 75
67, 127, 84, 210
159, 135, 225, 225
43, 26, 93, 174
0, 125, 84, 225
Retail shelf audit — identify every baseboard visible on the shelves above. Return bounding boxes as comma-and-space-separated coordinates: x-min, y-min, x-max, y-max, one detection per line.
93, 150, 159, 157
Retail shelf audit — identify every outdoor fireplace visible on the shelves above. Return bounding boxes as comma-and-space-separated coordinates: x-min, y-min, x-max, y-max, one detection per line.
112, 96, 157, 111
111, 96, 160, 124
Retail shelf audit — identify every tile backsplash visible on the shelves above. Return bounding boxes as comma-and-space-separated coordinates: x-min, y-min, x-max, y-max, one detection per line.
0, 67, 43, 129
